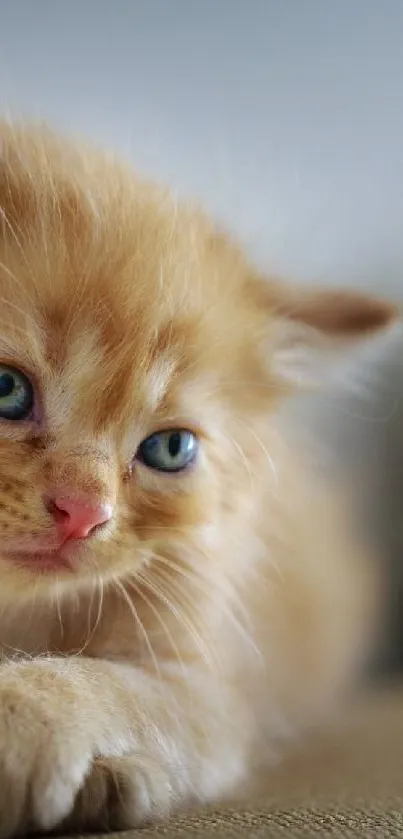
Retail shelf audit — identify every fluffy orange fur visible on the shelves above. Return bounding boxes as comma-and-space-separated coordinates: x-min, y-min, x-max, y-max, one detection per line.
0, 122, 396, 835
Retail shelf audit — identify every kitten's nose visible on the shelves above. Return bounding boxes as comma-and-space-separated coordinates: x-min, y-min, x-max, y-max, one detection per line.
45, 495, 113, 541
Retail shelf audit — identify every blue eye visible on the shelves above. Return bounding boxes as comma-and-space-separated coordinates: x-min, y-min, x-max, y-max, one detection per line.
137, 429, 198, 473
0, 365, 34, 420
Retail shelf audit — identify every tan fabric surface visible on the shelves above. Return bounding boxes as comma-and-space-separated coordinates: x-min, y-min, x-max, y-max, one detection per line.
59, 686, 403, 839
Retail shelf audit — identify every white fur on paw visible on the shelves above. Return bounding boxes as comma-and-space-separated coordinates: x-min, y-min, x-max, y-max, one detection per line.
0, 665, 179, 836
0, 668, 102, 837
33, 752, 94, 831
67, 755, 175, 831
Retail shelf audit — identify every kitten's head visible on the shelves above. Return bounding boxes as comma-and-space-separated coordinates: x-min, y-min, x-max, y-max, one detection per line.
0, 123, 396, 599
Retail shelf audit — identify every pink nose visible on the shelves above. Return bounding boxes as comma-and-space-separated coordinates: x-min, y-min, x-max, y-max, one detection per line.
46, 495, 113, 541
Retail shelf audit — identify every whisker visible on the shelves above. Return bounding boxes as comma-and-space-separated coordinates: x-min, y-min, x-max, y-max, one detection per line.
151, 551, 246, 621
73, 575, 105, 657
133, 570, 217, 672
124, 574, 188, 683
151, 559, 261, 662
54, 583, 64, 641
114, 578, 163, 684
227, 433, 255, 495
148, 566, 224, 668
235, 416, 279, 488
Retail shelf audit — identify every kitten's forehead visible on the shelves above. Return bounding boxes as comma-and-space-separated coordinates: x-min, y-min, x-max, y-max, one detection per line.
0, 124, 255, 432
0, 123, 245, 314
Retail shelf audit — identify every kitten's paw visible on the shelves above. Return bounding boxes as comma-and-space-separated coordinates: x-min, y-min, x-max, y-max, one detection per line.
0, 662, 119, 836
0, 661, 178, 836
63, 754, 175, 832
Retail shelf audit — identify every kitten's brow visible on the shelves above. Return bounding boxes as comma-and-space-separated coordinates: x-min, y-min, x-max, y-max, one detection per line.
146, 355, 177, 413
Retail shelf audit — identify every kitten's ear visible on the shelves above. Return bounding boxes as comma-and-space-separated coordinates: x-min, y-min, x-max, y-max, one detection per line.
247, 276, 399, 387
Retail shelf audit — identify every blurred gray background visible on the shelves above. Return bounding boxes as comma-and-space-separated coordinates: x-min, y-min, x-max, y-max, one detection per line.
1, 0, 403, 668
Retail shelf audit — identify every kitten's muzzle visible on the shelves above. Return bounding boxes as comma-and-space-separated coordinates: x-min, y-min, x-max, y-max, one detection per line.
43, 493, 113, 542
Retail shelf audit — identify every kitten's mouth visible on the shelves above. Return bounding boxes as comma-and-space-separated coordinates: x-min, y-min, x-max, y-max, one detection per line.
3, 548, 74, 574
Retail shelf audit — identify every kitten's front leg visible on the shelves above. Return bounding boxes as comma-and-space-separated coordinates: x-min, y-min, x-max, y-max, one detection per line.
0, 656, 248, 836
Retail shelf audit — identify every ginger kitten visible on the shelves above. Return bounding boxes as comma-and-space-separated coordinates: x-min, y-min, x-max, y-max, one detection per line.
0, 123, 396, 835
